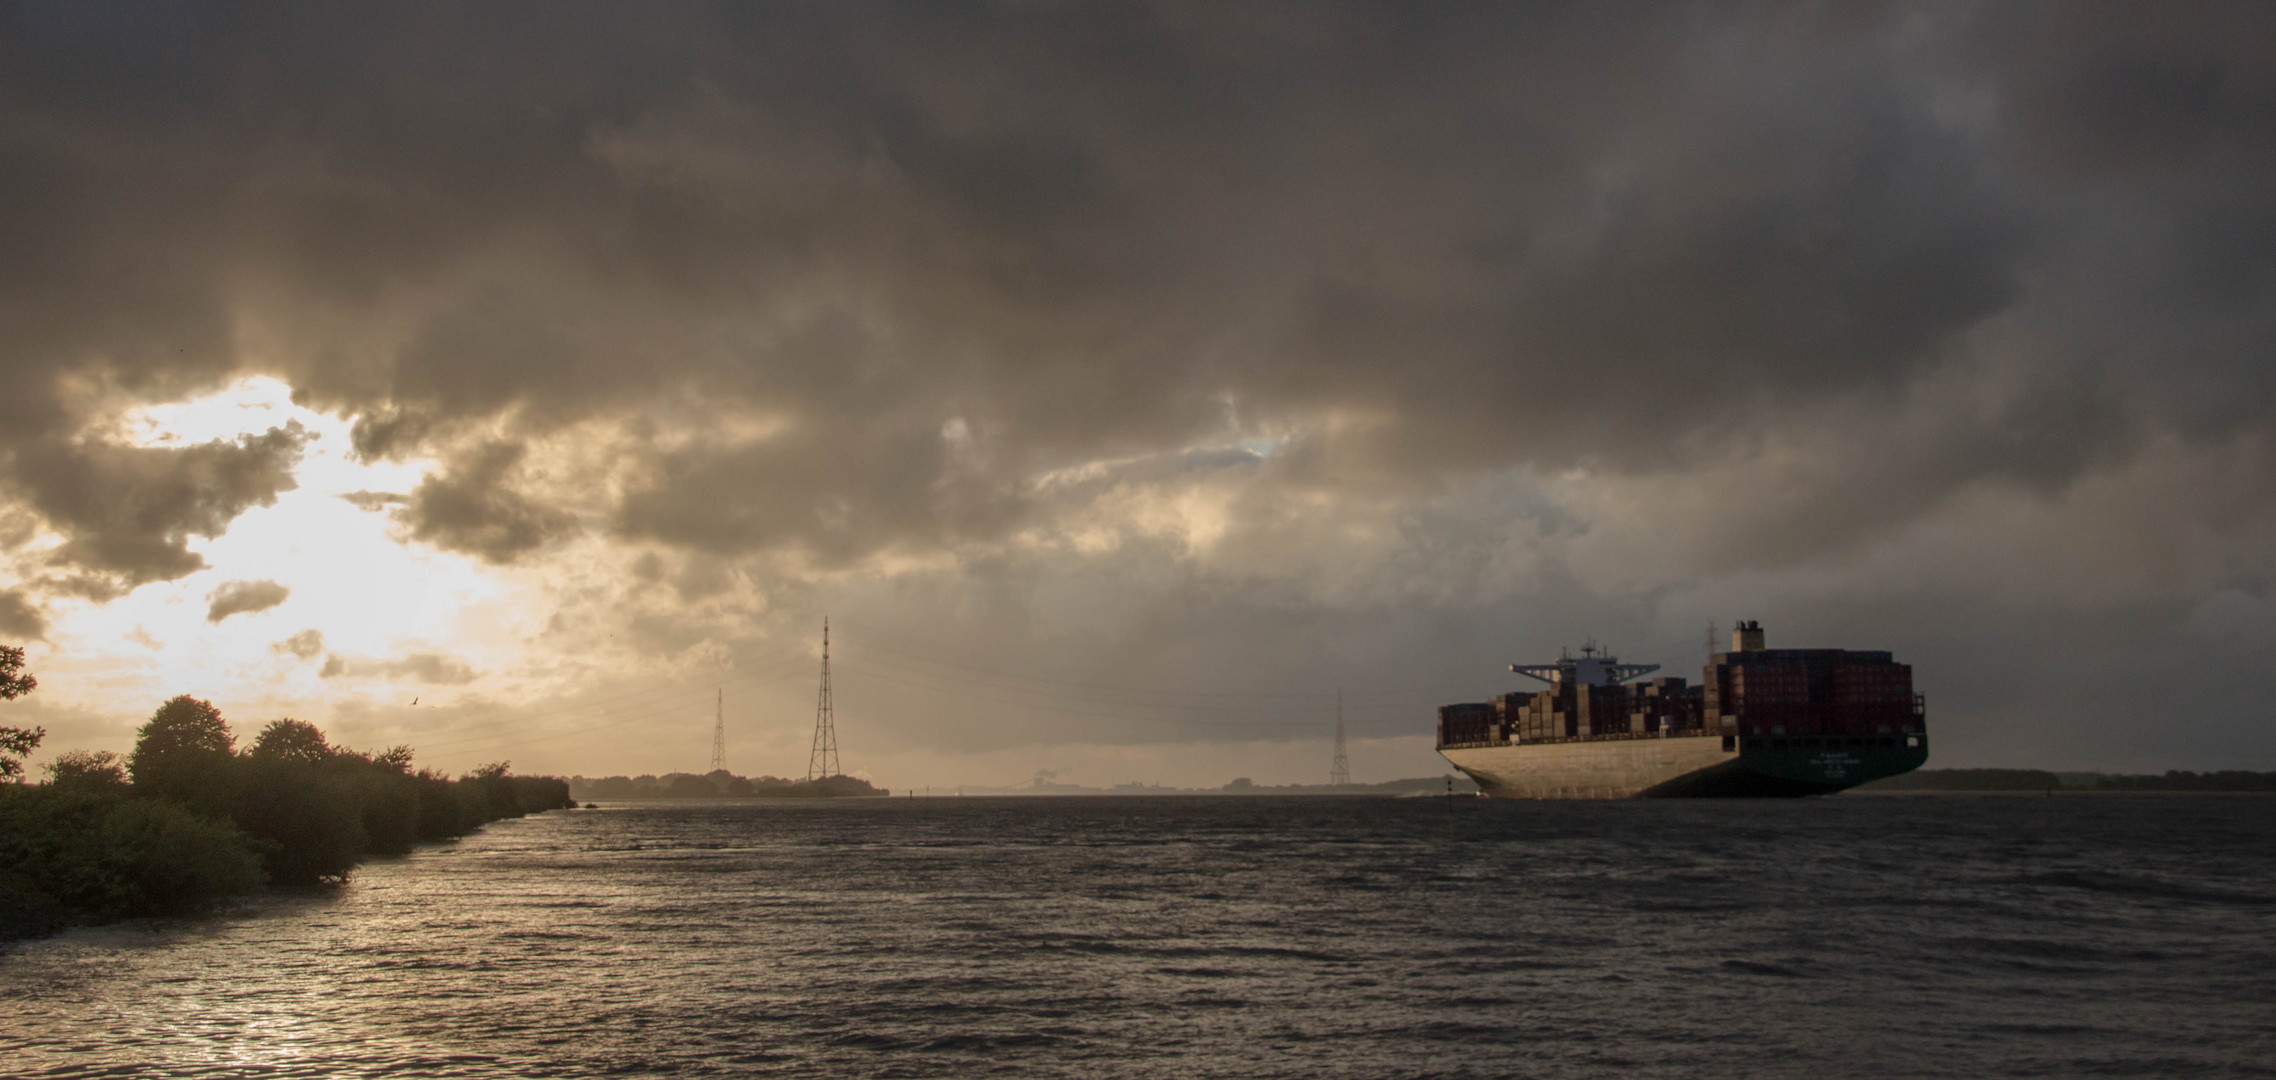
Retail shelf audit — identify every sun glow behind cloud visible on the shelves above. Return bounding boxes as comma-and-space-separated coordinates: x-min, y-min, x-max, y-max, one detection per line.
36, 378, 529, 744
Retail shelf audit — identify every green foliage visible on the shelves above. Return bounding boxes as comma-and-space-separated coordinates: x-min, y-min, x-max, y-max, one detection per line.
133, 695, 236, 758
664, 773, 718, 798
413, 768, 473, 840
7, 693, 575, 939
456, 775, 497, 828
0, 644, 35, 700
44, 750, 128, 791
0, 645, 40, 783
0, 725, 41, 783
465, 761, 519, 819
570, 771, 884, 800
352, 769, 421, 856
511, 775, 575, 811
233, 755, 366, 886
129, 695, 240, 810
0, 785, 264, 921
250, 718, 332, 765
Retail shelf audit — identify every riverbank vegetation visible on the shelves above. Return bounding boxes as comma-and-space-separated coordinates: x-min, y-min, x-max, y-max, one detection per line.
1, 655, 572, 940
570, 770, 885, 800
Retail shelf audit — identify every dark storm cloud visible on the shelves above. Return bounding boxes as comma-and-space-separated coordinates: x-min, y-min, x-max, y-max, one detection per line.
613, 424, 1030, 566
21, 1, 2252, 570
399, 442, 577, 564
1, 5, 2267, 550
0, 590, 45, 640
10, 426, 309, 590
205, 578, 289, 622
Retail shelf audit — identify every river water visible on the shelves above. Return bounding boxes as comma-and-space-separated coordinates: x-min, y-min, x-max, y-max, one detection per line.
3, 795, 2272, 1078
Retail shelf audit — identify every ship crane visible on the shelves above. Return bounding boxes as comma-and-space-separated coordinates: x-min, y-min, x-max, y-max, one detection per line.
1511, 638, 1658, 687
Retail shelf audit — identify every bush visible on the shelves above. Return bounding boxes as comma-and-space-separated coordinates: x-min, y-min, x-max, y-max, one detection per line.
512, 775, 575, 812
664, 772, 719, 798
413, 769, 471, 841
8, 691, 577, 938
0, 786, 264, 921
352, 770, 421, 856
44, 749, 128, 791
465, 761, 520, 819
0, 725, 41, 783
233, 756, 366, 886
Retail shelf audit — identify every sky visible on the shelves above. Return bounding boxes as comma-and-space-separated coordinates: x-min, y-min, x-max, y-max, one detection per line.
1, 2, 2273, 788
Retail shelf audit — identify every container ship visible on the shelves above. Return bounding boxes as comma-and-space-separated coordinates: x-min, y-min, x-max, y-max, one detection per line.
1436, 622, 1927, 798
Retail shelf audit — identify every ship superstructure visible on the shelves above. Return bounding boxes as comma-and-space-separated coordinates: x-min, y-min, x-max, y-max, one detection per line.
1437, 622, 1927, 798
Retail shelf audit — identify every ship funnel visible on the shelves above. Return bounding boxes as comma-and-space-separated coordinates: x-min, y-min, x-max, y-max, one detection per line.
1733, 620, 1766, 652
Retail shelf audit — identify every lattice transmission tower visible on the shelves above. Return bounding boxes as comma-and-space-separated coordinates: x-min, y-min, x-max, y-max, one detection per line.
710, 688, 726, 772
807, 618, 840, 780
1329, 687, 1351, 786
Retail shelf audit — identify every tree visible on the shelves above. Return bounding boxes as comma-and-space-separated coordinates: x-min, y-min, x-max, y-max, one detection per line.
132, 695, 235, 763
0, 644, 41, 782
129, 695, 238, 808
250, 719, 333, 765
0, 725, 41, 783
465, 761, 519, 818
665, 772, 717, 797
0, 644, 35, 700
235, 753, 365, 886
44, 749, 128, 790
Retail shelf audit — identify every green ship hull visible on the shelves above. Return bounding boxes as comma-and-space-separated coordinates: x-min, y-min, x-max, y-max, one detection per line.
1640, 740, 1929, 797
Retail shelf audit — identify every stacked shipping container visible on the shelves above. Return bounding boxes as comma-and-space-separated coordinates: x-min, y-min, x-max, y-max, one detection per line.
1439, 674, 1708, 746
1437, 701, 1500, 747
1435, 623, 1921, 751
1705, 649, 1920, 736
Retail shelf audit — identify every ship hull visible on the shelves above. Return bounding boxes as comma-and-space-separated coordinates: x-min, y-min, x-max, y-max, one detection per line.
1439, 735, 1927, 799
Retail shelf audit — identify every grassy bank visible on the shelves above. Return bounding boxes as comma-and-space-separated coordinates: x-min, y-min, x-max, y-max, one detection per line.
0, 693, 572, 942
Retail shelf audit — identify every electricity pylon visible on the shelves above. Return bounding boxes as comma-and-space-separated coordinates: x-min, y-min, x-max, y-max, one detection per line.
807, 618, 839, 780
710, 688, 726, 772
1329, 687, 1351, 787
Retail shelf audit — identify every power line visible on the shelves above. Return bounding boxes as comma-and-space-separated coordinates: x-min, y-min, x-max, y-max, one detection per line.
833, 658, 1426, 734
831, 643, 1475, 721
835, 632, 1470, 703
381, 642, 817, 746
410, 658, 816, 756
409, 654, 810, 752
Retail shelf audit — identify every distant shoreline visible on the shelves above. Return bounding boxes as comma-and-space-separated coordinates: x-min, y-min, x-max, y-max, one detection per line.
1844, 787, 2276, 796
573, 775, 1481, 800
1855, 767, 2276, 794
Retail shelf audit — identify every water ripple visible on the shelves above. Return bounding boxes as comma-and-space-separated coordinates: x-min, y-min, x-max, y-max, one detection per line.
3, 796, 2273, 1078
